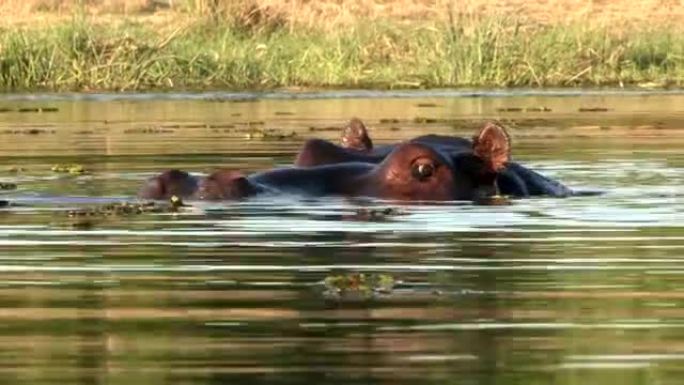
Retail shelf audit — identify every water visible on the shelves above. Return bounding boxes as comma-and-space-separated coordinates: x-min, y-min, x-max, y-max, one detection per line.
0, 91, 682, 385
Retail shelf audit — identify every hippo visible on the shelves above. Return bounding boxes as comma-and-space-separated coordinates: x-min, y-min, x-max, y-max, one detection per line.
139, 133, 509, 201
295, 119, 574, 197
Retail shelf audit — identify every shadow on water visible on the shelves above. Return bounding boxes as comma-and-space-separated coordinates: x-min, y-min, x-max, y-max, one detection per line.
0, 90, 682, 384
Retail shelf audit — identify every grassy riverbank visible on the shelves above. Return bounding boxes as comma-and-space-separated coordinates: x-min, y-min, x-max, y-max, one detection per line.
0, 0, 682, 91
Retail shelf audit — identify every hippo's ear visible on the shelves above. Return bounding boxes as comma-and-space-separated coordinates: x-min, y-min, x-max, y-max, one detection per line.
472, 122, 511, 172
341, 117, 373, 151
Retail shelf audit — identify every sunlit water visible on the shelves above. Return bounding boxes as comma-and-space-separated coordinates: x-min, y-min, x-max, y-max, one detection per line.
0, 90, 683, 385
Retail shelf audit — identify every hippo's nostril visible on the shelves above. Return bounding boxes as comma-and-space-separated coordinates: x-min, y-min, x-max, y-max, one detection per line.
412, 163, 435, 180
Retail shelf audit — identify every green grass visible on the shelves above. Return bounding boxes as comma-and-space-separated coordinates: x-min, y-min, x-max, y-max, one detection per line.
0, 16, 682, 91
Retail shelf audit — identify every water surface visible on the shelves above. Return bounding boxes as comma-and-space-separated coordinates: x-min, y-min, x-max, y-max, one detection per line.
0, 91, 682, 385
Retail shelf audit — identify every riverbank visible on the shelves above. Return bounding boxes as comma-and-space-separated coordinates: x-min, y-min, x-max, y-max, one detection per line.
1, 0, 682, 91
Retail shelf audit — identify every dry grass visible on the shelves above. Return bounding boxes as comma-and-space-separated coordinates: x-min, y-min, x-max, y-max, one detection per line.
1, 0, 683, 30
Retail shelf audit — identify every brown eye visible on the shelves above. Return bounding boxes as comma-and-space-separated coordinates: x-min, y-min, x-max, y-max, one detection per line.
412, 162, 435, 180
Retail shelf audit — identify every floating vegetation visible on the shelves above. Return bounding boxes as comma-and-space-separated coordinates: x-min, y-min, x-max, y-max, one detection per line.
245, 128, 297, 140
0, 182, 17, 190
51, 164, 87, 175
0, 108, 12, 113
123, 127, 175, 134
578, 107, 610, 112
413, 116, 444, 124
274, 111, 294, 116
69, 219, 97, 230
379, 118, 401, 124
322, 273, 396, 299
67, 202, 157, 217
169, 195, 185, 211
416, 103, 440, 108
66, 196, 186, 218
525, 107, 552, 112
475, 195, 512, 206
159, 123, 207, 129
1, 128, 55, 135
208, 124, 235, 129
308, 126, 340, 132
496, 106, 552, 113
16, 107, 58, 113
7, 166, 25, 173
348, 207, 403, 221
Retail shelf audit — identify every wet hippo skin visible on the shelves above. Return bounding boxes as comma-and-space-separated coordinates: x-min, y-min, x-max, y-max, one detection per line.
295, 119, 574, 197
138, 169, 199, 201
139, 140, 500, 201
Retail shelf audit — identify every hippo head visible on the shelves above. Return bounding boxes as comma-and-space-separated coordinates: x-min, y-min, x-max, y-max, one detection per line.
367, 122, 512, 201
340, 117, 373, 151
138, 169, 199, 200
365, 142, 459, 201
195, 170, 257, 200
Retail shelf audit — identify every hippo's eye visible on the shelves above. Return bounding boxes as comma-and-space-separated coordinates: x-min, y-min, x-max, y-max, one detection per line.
411, 162, 435, 180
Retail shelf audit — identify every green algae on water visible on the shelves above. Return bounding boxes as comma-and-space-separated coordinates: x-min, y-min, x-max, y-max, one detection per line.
51, 164, 87, 175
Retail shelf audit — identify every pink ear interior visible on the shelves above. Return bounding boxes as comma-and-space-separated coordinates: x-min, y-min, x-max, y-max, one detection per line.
472, 122, 511, 172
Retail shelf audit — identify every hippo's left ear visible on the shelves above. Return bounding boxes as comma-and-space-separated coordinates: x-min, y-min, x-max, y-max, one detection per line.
472, 122, 511, 172
341, 118, 373, 152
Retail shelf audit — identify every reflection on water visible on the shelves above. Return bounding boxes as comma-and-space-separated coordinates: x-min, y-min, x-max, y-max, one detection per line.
0, 91, 682, 384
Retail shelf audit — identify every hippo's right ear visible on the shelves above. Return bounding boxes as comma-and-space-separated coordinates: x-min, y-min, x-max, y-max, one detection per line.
472, 122, 511, 172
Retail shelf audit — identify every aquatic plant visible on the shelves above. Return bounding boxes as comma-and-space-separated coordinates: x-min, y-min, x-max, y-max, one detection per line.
323, 272, 396, 299
66, 197, 186, 218
349, 207, 403, 221
51, 164, 87, 175
0, 182, 17, 190
245, 128, 297, 140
